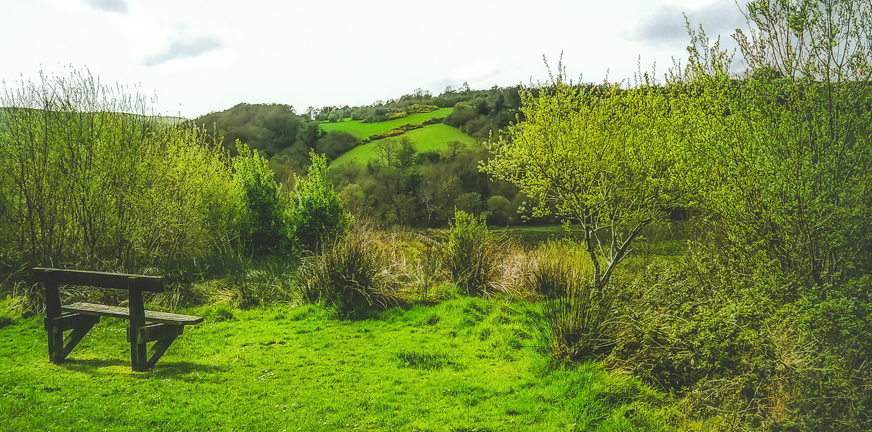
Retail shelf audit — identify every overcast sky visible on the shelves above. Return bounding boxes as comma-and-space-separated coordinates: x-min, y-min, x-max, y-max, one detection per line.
2, 0, 749, 118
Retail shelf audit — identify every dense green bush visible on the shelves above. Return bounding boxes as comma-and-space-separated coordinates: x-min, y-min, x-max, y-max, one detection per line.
191, 102, 321, 166
233, 142, 289, 254
315, 130, 358, 160
406, 104, 438, 114
288, 151, 352, 253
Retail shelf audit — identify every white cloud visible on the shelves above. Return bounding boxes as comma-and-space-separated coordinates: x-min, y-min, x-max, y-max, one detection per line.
78, 0, 128, 14
143, 35, 225, 67
634, 0, 747, 46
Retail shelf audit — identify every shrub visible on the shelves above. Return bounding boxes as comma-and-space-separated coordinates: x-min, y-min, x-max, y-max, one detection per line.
385, 111, 407, 121
288, 151, 352, 253
297, 220, 399, 318
443, 211, 507, 296
233, 142, 289, 253
0, 68, 239, 269
526, 241, 614, 363
485, 195, 515, 226
406, 104, 438, 114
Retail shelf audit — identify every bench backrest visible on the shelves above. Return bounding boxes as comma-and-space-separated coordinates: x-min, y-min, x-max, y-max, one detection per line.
32, 268, 164, 293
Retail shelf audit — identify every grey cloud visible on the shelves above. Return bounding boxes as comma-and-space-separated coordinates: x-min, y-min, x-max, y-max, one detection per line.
635, 1, 747, 46
80, 0, 129, 14
143, 36, 224, 67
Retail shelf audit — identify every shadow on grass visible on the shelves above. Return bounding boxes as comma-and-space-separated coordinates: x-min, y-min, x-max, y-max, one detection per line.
60, 358, 224, 377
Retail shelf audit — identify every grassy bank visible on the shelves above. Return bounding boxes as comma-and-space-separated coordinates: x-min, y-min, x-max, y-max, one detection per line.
333, 123, 476, 166
0, 297, 674, 431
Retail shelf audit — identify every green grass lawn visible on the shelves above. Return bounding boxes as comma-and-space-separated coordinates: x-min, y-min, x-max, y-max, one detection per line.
1, 297, 676, 431
332, 124, 477, 166
319, 108, 454, 140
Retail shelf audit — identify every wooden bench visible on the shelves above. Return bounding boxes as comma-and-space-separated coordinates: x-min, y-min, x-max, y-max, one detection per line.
33, 267, 204, 372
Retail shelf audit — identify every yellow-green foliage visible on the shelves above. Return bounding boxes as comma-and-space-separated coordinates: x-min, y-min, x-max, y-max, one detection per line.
443, 211, 512, 296
232, 142, 289, 253
406, 104, 439, 114
0, 69, 239, 268
483, 79, 687, 292
366, 123, 424, 141
385, 111, 407, 121
288, 151, 351, 252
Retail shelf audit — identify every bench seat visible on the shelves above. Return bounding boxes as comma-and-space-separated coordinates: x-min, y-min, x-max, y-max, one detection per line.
62, 302, 204, 326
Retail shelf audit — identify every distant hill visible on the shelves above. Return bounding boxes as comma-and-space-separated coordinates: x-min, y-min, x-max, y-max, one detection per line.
0, 108, 187, 127
148, 115, 187, 126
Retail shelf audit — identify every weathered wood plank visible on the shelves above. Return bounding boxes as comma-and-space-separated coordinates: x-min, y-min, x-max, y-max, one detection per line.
62, 303, 204, 325
127, 323, 184, 344
44, 280, 64, 363
32, 267, 164, 293
43, 313, 100, 362
45, 313, 100, 333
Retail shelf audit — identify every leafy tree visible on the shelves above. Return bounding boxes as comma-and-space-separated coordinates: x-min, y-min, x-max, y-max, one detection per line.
375, 138, 399, 167
233, 142, 288, 253
289, 151, 352, 252
315, 131, 358, 160
483, 79, 686, 293
683, 0, 872, 285
446, 140, 465, 157
394, 136, 417, 169
193, 103, 321, 167
485, 195, 515, 226
454, 192, 484, 218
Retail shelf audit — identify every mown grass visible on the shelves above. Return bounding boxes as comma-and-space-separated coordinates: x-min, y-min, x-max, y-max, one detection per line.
319, 108, 454, 139
0, 297, 676, 431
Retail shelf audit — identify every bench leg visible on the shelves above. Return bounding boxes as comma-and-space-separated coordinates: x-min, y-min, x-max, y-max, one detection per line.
62, 318, 99, 359
47, 323, 64, 364
45, 314, 101, 363
128, 323, 185, 372
145, 335, 179, 370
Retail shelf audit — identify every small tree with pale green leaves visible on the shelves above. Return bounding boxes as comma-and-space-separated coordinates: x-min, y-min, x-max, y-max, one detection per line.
289, 151, 352, 253
482, 78, 688, 293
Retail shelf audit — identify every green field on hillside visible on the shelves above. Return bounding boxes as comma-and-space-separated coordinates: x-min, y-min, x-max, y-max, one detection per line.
0, 297, 674, 431
319, 108, 454, 139
332, 123, 476, 166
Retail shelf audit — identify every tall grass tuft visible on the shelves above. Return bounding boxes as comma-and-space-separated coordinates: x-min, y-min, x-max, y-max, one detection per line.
528, 240, 615, 363
443, 211, 511, 296
297, 219, 400, 318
